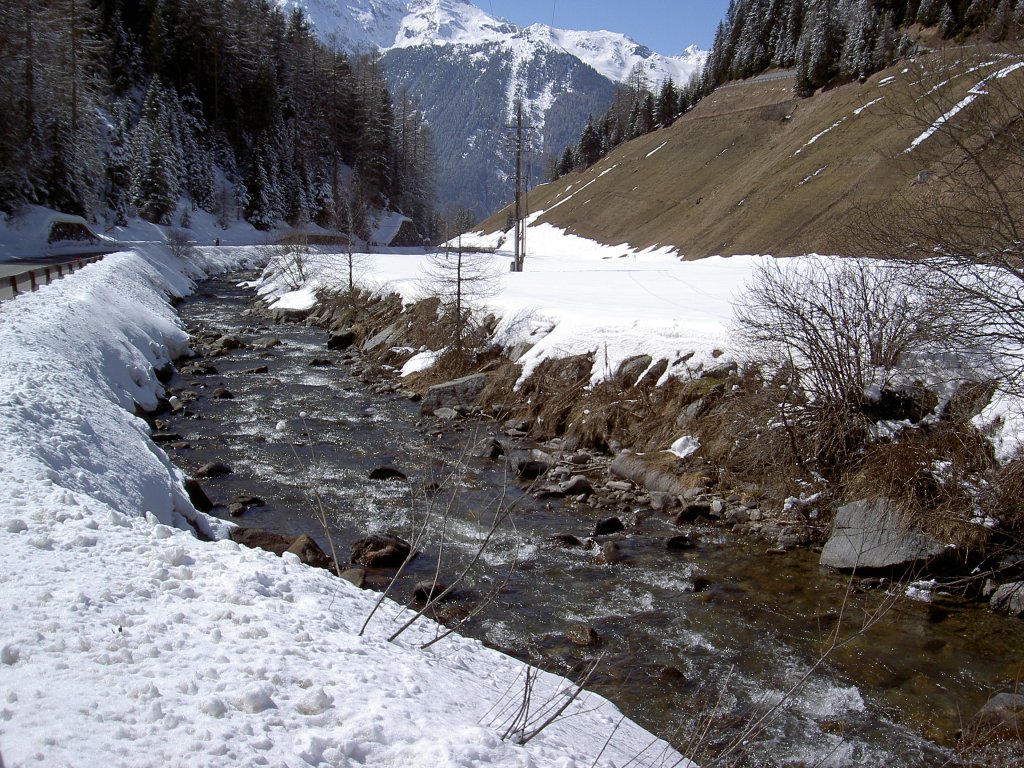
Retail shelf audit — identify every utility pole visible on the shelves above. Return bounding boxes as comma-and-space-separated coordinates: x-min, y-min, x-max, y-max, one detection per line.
514, 100, 522, 272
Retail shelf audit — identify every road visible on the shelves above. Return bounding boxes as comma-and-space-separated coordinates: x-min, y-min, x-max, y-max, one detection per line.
0, 250, 115, 301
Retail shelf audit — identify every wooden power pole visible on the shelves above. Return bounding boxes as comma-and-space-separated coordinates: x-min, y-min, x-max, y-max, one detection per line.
514, 100, 523, 272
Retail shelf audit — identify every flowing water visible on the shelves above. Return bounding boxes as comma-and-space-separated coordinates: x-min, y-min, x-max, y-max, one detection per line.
166, 272, 1022, 767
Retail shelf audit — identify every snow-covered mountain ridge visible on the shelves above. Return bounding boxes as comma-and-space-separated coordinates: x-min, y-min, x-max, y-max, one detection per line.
279, 0, 705, 86
277, 0, 705, 217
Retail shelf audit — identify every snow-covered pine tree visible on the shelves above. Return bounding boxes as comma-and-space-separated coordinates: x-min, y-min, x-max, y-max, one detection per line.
105, 100, 134, 225
916, 0, 944, 25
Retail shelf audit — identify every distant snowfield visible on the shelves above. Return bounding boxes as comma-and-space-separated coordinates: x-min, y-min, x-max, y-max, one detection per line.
0, 243, 688, 767
259, 210, 1024, 459
259, 221, 761, 389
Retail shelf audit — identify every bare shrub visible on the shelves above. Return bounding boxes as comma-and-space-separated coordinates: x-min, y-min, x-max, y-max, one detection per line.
166, 228, 195, 260
733, 256, 941, 475
420, 236, 502, 360
273, 242, 311, 291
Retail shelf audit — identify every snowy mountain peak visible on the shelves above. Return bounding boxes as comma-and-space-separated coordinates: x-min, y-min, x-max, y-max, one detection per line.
394, 0, 516, 46
278, 0, 705, 86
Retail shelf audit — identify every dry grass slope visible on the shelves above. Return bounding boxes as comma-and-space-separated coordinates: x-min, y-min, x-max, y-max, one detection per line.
479, 43, 1024, 257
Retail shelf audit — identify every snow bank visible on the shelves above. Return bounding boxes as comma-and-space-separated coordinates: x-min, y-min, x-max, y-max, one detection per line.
0, 244, 687, 767
255, 223, 761, 389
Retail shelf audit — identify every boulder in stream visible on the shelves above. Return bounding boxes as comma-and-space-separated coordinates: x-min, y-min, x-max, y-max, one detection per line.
990, 582, 1024, 617
565, 623, 602, 647
594, 516, 625, 536
420, 373, 489, 415
195, 461, 232, 479
964, 692, 1024, 743
820, 498, 947, 571
413, 580, 452, 603
368, 466, 407, 482
183, 478, 214, 513
286, 534, 334, 570
350, 534, 413, 568
230, 527, 294, 555
328, 330, 357, 351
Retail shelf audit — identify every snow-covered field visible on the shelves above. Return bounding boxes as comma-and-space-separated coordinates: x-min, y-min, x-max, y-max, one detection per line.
258, 221, 762, 389
0, 242, 689, 767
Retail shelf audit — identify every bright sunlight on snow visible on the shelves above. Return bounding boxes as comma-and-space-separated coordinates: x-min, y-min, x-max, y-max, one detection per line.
0, 243, 688, 767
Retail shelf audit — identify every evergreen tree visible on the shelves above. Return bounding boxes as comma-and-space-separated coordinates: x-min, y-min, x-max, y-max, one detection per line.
657, 79, 678, 127
578, 119, 603, 167
916, 0, 944, 25
558, 146, 576, 176
106, 100, 134, 224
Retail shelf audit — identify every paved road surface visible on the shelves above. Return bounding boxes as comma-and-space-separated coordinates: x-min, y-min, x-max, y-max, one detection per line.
0, 250, 114, 301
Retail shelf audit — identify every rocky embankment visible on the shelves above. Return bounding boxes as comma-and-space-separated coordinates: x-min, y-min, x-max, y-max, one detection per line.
148, 276, 1024, 760
228, 287, 1024, 624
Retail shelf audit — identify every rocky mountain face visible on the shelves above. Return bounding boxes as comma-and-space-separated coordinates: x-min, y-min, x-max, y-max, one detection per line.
277, 0, 705, 218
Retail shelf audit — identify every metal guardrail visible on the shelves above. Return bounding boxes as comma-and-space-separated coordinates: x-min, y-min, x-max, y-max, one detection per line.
0, 255, 105, 302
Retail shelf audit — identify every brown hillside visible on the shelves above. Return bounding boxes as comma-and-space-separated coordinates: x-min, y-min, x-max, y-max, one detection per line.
478, 43, 1024, 257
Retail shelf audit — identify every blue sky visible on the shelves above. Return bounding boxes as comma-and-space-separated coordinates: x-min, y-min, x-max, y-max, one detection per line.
485, 0, 731, 53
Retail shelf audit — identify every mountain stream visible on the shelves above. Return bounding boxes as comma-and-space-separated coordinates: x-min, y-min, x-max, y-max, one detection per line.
163, 271, 1022, 767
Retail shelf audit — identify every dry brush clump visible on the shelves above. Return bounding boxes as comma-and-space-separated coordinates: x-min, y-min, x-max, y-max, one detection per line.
841, 419, 997, 549
728, 254, 1013, 548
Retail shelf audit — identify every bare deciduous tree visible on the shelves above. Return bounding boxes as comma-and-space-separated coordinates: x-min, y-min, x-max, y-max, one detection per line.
421, 224, 501, 360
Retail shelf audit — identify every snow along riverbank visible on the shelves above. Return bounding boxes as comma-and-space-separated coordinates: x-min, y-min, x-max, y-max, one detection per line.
0, 244, 689, 767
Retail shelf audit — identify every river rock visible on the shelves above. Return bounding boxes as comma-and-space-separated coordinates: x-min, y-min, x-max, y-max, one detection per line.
560, 475, 593, 497
420, 373, 489, 415
666, 534, 697, 551
195, 461, 232, 479
327, 330, 356, 351
252, 336, 282, 349
230, 527, 294, 555
212, 387, 234, 399
550, 533, 584, 548
241, 366, 269, 375
638, 359, 669, 388
214, 335, 244, 350
565, 623, 602, 647
368, 466, 407, 482
350, 534, 412, 568
179, 361, 218, 376
183, 478, 214, 513
516, 460, 550, 481
413, 580, 451, 603
308, 358, 334, 367
474, 437, 505, 460
616, 354, 653, 387
286, 534, 333, 570
597, 540, 626, 564
990, 582, 1024, 617
594, 516, 625, 536
819, 498, 947, 571
649, 491, 679, 512
610, 453, 703, 498
362, 322, 404, 352
673, 503, 711, 525
228, 493, 265, 516
433, 407, 460, 420
964, 692, 1024, 742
